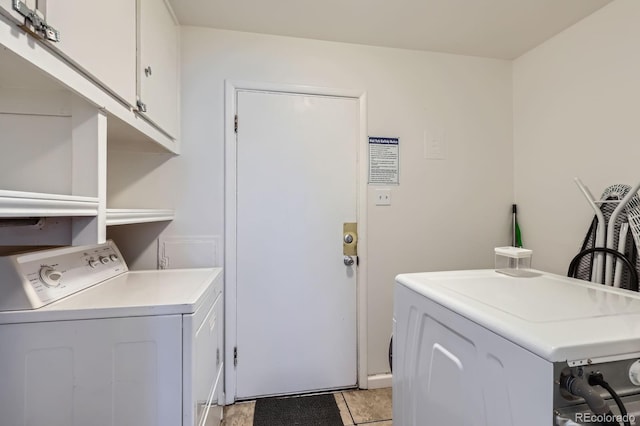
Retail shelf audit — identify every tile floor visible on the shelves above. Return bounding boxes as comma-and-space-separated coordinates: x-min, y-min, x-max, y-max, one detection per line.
222, 387, 392, 426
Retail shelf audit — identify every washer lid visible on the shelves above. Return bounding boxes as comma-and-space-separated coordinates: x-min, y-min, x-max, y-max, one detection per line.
396, 269, 640, 362
0, 268, 222, 324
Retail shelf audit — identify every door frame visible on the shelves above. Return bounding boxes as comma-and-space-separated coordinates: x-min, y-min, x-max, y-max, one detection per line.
224, 80, 368, 403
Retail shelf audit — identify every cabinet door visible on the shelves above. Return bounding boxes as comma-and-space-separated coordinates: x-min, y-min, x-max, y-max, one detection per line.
43, 1, 137, 107
138, 0, 179, 139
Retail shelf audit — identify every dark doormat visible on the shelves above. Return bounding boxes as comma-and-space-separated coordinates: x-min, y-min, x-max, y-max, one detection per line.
253, 393, 343, 426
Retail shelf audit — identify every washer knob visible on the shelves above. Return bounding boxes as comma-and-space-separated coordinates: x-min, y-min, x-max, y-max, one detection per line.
99, 256, 110, 264
629, 360, 640, 385
39, 266, 63, 287
109, 254, 118, 262
88, 259, 100, 268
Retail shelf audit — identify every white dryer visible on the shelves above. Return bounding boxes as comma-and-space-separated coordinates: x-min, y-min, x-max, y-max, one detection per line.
394, 269, 640, 426
0, 241, 223, 426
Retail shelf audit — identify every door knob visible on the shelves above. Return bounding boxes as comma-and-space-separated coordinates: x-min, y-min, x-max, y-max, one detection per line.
344, 256, 355, 266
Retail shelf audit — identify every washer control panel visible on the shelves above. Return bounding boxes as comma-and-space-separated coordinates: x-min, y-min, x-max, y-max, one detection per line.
0, 240, 128, 311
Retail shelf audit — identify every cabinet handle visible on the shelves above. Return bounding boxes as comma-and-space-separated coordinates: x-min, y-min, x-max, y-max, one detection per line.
144, 66, 152, 77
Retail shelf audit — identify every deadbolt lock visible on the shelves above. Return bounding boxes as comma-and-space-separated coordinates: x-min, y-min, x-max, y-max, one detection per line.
343, 222, 358, 257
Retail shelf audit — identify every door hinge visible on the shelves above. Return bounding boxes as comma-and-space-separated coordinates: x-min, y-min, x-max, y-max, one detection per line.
233, 347, 238, 367
234, 115, 238, 133
13, 0, 60, 42
136, 99, 148, 113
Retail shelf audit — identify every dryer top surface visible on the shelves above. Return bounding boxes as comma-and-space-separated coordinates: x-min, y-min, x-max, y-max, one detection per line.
396, 269, 640, 362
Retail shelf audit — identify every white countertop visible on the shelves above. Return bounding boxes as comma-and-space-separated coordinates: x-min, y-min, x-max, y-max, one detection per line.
0, 268, 222, 324
395, 269, 640, 362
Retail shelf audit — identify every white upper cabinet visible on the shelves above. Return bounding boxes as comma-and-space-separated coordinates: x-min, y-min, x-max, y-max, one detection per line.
1, 0, 179, 144
44, 1, 137, 107
137, 0, 179, 140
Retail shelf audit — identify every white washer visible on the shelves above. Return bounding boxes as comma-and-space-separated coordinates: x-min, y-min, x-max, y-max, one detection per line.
0, 241, 223, 426
394, 269, 640, 426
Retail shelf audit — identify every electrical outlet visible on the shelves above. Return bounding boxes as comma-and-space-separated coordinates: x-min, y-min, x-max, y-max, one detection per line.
375, 189, 392, 206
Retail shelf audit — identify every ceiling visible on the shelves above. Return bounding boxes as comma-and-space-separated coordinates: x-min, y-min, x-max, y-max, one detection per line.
168, 0, 613, 59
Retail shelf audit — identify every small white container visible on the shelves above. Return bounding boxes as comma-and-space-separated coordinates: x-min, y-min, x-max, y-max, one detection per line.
495, 246, 532, 276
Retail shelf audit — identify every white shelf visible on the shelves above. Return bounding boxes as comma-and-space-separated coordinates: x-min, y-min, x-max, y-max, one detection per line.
0, 190, 99, 217
106, 209, 174, 226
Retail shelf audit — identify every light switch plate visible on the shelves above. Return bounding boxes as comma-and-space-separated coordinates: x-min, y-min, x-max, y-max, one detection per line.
375, 189, 391, 206
424, 129, 446, 159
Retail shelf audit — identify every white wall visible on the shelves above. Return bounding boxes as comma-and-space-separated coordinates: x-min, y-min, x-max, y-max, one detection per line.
513, 0, 640, 275
177, 28, 513, 378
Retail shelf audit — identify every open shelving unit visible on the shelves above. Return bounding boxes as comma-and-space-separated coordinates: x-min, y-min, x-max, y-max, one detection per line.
0, 10, 177, 246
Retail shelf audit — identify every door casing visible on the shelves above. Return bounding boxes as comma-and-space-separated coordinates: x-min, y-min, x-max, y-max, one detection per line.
224, 80, 368, 403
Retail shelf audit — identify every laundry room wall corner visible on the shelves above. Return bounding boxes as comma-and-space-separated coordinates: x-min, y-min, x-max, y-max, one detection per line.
513, 0, 640, 275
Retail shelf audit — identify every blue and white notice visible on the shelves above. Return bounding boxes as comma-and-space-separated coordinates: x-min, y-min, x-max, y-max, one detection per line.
368, 137, 399, 185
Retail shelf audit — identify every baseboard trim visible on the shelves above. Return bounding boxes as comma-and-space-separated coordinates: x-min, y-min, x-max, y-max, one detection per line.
367, 374, 392, 389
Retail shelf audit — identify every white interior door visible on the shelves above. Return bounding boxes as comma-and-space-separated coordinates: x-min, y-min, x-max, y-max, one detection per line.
236, 90, 359, 398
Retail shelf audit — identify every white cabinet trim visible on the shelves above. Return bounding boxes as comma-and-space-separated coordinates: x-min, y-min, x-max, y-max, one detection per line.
0, 190, 99, 217
106, 209, 175, 226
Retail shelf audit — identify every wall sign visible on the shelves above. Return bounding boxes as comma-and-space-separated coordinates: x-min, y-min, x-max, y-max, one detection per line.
368, 137, 399, 185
